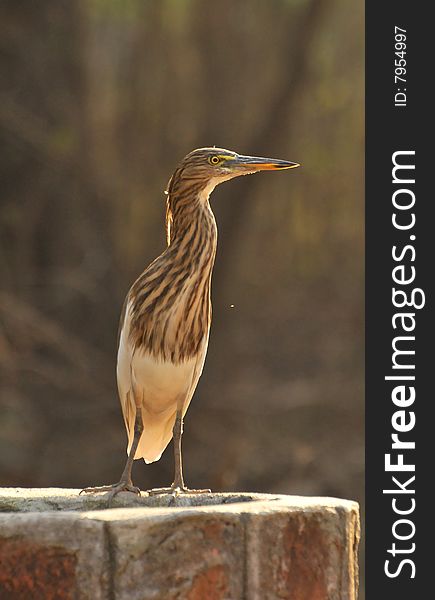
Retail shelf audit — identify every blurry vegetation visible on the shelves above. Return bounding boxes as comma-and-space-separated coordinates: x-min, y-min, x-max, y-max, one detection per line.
0, 0, 363, 526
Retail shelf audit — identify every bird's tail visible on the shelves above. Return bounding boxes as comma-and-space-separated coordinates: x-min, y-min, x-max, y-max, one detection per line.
127, 408, 176, 464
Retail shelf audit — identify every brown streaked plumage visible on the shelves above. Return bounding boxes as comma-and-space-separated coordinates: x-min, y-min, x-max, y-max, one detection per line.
81, 147, 299, 498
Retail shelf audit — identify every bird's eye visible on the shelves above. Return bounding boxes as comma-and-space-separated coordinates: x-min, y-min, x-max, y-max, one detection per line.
209, 155, 220, 165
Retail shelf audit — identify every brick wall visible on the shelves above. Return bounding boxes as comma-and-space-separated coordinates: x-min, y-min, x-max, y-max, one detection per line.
0, 489, 360, 600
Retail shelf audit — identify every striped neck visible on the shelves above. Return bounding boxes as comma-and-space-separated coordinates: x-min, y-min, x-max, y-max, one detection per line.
165, 183, 218, 273
129, 184, 218, 362
165, 177, 218, 245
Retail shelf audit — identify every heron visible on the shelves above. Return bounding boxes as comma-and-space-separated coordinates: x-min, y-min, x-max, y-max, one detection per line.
82, 147, 299, 498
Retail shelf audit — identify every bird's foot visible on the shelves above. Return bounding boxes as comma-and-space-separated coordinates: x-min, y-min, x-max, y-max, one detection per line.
79, 481, 141, 501
147, 484, 211, 496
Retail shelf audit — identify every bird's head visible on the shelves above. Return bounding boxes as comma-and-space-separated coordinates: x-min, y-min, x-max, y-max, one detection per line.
166, 147, 300, 199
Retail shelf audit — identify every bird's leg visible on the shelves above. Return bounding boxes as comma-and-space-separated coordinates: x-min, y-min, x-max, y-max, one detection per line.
148, 410, 211, 496
80, 408, 143, 499
172, 409, 185, 489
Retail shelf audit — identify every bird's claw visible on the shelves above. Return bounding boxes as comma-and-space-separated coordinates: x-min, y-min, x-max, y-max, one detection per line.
79, 482, 141, 500
147, 485, 211, 496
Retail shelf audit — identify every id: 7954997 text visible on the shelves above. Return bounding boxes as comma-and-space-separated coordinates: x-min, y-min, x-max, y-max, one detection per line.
394, 26, 407, 107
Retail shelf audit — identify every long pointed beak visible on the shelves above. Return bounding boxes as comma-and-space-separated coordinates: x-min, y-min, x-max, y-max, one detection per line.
232, 154, 300, 172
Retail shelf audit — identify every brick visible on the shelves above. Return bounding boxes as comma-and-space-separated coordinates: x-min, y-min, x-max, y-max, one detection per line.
98, 508, 245, 600
245, 498, 360, 600
0, 512, 109, 600
0, 539, 77, 600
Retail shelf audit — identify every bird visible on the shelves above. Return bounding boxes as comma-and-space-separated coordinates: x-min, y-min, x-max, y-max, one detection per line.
82, 147, 299, 498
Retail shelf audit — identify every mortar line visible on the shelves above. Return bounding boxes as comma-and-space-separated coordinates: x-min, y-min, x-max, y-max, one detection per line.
103, 520, 116, 600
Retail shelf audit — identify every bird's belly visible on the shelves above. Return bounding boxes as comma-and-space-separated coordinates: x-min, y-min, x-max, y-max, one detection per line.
131, 350, 200, 415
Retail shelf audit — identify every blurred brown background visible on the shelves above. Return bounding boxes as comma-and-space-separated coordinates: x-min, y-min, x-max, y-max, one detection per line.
0, 0, 363, 530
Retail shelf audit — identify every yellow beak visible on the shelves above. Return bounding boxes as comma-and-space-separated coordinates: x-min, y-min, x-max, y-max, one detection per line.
232, 154, 300, 172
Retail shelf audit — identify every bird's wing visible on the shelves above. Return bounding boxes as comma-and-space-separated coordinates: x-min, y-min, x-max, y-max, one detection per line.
181, 332, 209, 418
116, 300, 135, 438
